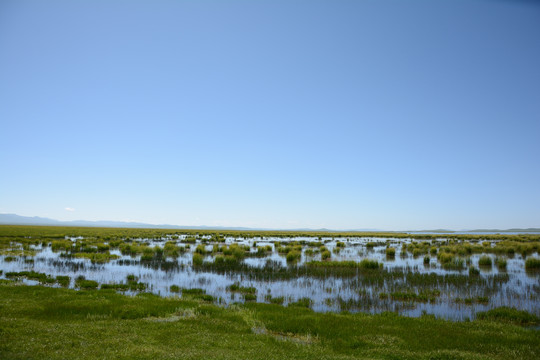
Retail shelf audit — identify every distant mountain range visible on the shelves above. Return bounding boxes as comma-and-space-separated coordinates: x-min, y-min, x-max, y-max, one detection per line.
0, 213, 254, 230
0, 213, 539, 233
0, 213, 344, 231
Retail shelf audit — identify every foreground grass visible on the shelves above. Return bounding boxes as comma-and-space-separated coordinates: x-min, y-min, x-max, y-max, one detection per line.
0, 284, 538, 359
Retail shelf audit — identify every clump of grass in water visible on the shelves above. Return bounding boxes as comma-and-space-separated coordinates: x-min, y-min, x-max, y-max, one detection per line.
455, 296, 489, 305
321, 250, 331, 260
476, 306, 540, 326
385, 247, 396, 258
318, 245, 331, 260
170, 285, 181, 293
194, 244, 207, 255
437, 252, 454, 264
227, 282, 257, 294
495, 257, 507, 270
525, 257, 540, 270
5, 271, 57, 285
442, 258, 465, 270
100, 274, 147, 291
412, 248, 425, 258
286, 250, 301, 262
163, 242, 185, 258
264, 295, 284, 305
56, 275, 70, 287
288, 297, 313, 308
255, 245, 272, 257
180, 288, 214, 302
192, 253, 204, 266
306, 259, 381, 270
75, 276, 98, 290
71, 252, 120, 264
478, 255, 492, 267
182, 288, 205, 295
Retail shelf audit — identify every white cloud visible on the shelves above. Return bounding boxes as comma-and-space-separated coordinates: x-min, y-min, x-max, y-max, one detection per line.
65, 207, 75, 212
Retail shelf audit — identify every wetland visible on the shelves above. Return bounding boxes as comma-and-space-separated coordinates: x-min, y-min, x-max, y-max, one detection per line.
1, 225, 539, 321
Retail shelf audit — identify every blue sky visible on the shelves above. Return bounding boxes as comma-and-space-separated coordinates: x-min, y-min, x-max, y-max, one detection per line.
1, 0, 539, 230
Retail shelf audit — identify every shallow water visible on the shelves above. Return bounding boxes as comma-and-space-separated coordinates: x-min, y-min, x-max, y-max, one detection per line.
1, 236, 539, 321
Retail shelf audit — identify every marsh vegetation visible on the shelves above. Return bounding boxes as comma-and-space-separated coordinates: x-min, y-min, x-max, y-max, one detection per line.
1, 225, 539, 320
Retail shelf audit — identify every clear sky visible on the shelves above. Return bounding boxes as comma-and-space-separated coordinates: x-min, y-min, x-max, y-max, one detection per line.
1, 0, 539, 230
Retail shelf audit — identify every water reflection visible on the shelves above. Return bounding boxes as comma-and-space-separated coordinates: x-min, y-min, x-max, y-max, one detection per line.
1, 236, 539, 321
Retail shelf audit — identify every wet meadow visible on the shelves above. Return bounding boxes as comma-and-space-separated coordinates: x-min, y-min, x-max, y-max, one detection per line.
1, 225, 539, 321
2, 225, 540, 359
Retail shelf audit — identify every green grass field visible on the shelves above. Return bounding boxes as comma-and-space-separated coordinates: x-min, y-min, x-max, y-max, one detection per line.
1, 282, 538, 360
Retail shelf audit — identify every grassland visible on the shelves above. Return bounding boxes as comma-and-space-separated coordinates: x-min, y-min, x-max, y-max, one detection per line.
1, 225, 540, 359
0, 282, 539, 360
1, 224, 540, 242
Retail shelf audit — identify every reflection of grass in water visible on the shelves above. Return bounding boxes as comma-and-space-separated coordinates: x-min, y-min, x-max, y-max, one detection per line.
455, 296, 489, 305
195, 257, 510, 304
384, 289, 441, 303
